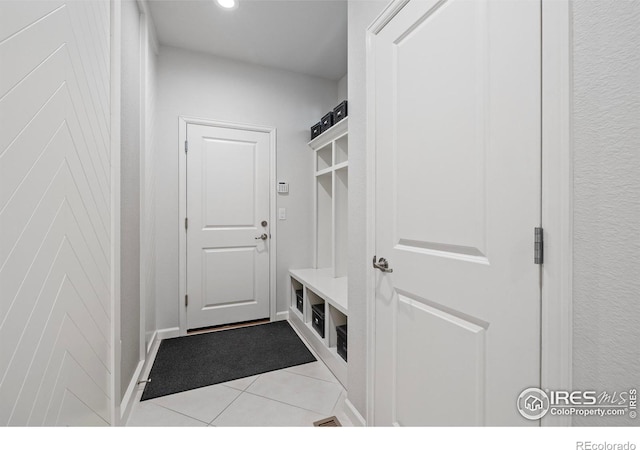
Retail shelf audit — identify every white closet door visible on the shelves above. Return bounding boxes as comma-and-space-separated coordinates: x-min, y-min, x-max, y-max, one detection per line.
372, 0, 542, 426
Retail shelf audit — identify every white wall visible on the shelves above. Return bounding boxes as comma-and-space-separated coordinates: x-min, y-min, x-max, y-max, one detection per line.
155, 46, 338, 330
0, 0, 112, 425
141, 6, 159, 352
338, 74, 348, 101
346, 0, 387, 421
120, 0, 141, 401
572, 0, 640, 426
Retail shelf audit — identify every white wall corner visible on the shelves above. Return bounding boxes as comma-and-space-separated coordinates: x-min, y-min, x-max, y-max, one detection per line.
157, 327, 180, 341
136, 0, 160, 54
540, 0, 573, 427
146, 330, 158, 355
344, 398, 367, 427
119, 360, 145, 425
110, 0, 123, 427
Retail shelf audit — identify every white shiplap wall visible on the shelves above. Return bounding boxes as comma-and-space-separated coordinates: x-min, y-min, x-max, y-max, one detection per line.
0, 0, 112, 425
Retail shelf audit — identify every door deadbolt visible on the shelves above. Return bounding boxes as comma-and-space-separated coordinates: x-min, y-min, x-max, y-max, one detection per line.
261, 220, 268, 227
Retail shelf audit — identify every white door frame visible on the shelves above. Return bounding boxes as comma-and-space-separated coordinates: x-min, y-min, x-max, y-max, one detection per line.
109, 0, 123, 427
364, 0, 573, 426
178, 117, 277, 336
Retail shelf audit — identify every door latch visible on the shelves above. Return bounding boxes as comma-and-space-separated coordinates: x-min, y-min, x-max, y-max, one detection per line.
373, 256, 393, 273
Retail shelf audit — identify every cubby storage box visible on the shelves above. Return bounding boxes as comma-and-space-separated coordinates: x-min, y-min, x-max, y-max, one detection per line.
295, 289, 303, 313
336, 325, 347, 362
311, 122, 322, 140
333, 100, 348, 123
320, 111, 334, 132
311, 303, 325, 338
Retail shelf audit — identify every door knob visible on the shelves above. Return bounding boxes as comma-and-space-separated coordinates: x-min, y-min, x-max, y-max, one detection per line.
255, 233, 268, 240
373, 256, 393, 273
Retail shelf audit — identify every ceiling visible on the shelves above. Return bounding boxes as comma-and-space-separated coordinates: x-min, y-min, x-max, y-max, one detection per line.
147, 0, 348, 80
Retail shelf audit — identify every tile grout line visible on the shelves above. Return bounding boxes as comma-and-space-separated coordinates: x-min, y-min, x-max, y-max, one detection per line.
242, 389, 339, 418
206, 375, 262, 425
282, 367, 340, 385
139, 402, 210, 426
135, 375, 340, 426
330, 390, 345, 413
219, 373, 262, 392
207, 388, 245, 426
243, 374, 261, 391
145, 382, 251, 425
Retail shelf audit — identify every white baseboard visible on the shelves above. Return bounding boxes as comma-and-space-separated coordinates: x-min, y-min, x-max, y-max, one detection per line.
120, 330, 164, 426
156, 327, 179, 340
119, 359, 145, 424
344, 398, 366, 427
146, 330, 158, 355
275, 311, 289, 321
140, 332, 162, 384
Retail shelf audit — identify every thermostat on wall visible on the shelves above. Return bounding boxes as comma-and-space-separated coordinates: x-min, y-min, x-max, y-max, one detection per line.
277, 181, 289, 194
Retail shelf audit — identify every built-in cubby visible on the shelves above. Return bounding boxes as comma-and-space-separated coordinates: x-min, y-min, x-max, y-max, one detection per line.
316, 144, 332, 172
307, 291, 326, 340
290, 278, 304, 319
328, 305, 347, 357
316, 173, 333, 269
312, 118, 348, 276
334, 167, 348, 278
289, 269, 348, 386
288, 118, 349, 387
335, 134, 348, 165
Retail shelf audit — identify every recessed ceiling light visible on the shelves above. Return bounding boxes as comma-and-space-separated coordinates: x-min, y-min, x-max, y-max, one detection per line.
216, 0, 238, 10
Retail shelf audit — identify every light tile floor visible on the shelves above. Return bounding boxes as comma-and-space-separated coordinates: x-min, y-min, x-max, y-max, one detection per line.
127, 327, 352, 427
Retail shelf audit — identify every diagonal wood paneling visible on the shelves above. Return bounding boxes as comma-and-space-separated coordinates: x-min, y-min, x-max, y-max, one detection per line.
0, 0, 111, 426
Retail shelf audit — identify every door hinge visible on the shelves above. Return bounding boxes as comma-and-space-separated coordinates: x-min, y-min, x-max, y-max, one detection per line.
185, 294, 188, 307
534, 227, 544, 265
185, 217, 188, 230
185, 140, 188, 153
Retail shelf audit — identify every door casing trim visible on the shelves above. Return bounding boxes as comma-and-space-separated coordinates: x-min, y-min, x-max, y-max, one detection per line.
178, 116, 277, 335
364, 0, 573, 426
110, 0, 122, 427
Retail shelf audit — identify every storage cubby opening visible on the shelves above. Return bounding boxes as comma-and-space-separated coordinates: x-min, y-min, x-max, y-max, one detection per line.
291, 277, 303, 294
306, 289, 324, 314
316, 173, 333, 269
316, 144, 332, 171
291, 277, 304, 316
306, 290, 326, 340
328, 305, 347, 348
335, 135, 348, 165
334, 167, 348, 278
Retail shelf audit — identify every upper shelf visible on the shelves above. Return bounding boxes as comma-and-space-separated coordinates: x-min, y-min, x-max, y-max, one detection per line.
308, 117, 348, 151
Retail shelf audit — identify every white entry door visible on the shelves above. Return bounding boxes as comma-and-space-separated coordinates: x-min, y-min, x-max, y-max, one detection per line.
371, 0, 541, 425
186, 123, 271, 330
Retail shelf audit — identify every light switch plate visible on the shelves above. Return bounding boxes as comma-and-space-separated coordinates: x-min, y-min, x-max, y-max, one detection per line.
279, 208, 286, 220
